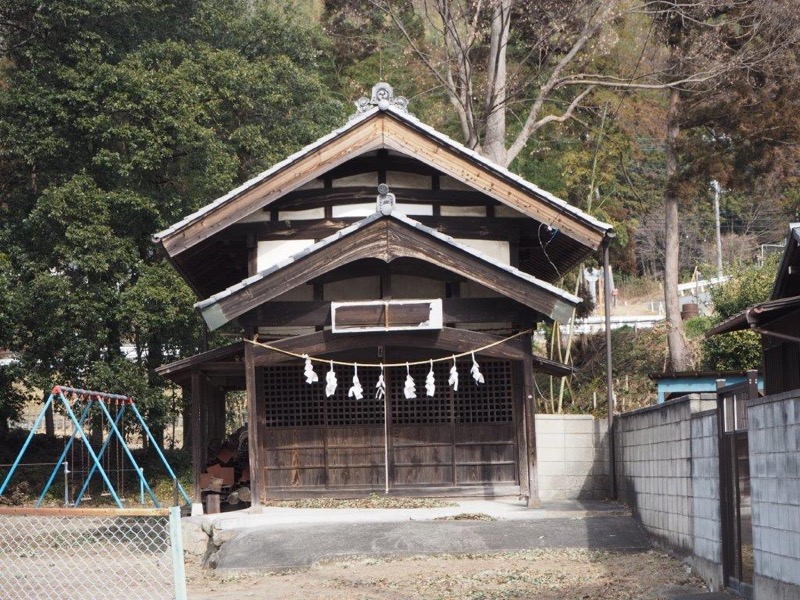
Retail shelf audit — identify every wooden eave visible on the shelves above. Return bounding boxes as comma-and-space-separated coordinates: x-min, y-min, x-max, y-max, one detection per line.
249, 328, 574, 378
156, 342, 245, 387
771, 224, 800, 300
155, 329, 572, 381
196, 212, 580, 331
154, 107, 612, 260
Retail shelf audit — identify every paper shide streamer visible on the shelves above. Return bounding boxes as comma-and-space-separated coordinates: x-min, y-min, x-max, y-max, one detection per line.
303, 354, 318, 384
425, 360, 435, 397
375, 364, 386, 400
403, 363, 416, 399
470, 352, 484, 384
448, 356, 459, 391
325, 361, 338, 397
349, 363, 363, 400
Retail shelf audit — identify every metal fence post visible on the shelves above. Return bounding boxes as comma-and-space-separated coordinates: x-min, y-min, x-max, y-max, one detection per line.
169, 506, 188, 600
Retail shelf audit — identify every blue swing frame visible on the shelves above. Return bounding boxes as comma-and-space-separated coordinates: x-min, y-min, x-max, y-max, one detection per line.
0, 386, 191, 508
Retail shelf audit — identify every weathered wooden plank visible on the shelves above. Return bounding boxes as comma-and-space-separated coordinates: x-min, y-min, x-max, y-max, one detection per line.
271, 186, 497, 210
252, 328, 527, 367
211, 221, 391, 325
520, 333, 541, 508
205, 218, 570, 327
244, 336, 268, 506
512, 361, 530, 499
227, 216, 524, 242
190, 370, 205, 503
382, 117, 605, 249
385, 222, 566, 320
162, 118, 384, 256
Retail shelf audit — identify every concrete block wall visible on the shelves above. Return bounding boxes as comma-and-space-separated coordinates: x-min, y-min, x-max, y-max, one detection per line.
535, 415, 609, 501
614, 395, 716, 554
748, 392, 800, 599
690, 410, 723, 589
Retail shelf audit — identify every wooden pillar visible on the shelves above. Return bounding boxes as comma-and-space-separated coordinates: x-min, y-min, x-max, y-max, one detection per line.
244, 333, 267, 508
512, 361, 530, 500
520, 332, 541, 508
210, 387, 227, 442
190, 370, 207, 504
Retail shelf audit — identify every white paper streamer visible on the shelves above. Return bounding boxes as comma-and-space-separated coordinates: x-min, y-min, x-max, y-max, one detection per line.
448, 356, 459, 391
470, 352, 485, 384
325, 361, 338, 397
348, 363, 363, 400
425, 359, 435, 397
403, 363, 416, 399
303, 355, 318, 384
375, 364, 386, 400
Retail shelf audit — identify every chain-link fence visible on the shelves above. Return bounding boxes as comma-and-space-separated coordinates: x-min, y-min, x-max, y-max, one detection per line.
0, 507, 186, 600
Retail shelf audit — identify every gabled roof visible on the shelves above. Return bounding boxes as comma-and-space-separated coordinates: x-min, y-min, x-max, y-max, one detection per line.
771, 223, 800, 300
706, 224, 800, 338
154, 105, 613, 257
196, 211, 581, 331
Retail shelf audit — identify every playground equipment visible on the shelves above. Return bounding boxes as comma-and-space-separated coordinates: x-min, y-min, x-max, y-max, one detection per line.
0, 386, 191, 508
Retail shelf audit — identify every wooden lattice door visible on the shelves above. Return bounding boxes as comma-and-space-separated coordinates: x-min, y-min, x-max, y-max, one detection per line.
262, 359, 518, 491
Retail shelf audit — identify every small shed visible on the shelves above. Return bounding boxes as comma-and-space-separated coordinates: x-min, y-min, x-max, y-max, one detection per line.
649, 371, 763, 404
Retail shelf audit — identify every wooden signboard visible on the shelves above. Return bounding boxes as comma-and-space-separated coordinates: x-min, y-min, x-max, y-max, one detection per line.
331, 299, 443, 333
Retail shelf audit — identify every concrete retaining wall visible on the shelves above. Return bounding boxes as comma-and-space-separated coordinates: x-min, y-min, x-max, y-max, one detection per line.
748, 391, 800, 599
535, 415, 609, 501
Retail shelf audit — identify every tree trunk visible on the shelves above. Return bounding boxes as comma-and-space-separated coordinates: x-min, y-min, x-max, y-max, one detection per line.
663, 85, 690, 371
482, 0, 511, 165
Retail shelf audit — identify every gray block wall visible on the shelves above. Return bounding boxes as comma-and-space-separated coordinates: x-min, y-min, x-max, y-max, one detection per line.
614, 394, 721, 588
615, 396, 710, 551
690, 410, 723, 589
690, 410, 721, 562
748, 392, 800, 597
535, 415, 609, 501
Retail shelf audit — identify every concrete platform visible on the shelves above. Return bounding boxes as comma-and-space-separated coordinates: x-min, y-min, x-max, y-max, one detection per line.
204, 499, 649, 570
202, 498, 628, 531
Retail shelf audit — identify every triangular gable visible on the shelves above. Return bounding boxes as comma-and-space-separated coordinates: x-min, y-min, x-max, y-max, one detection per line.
196, 211, 580, 331
154, 106, 612, 257
771, 223, 800, 300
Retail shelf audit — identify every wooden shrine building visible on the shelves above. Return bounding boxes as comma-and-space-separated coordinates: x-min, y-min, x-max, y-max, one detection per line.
154, 83, 614, 508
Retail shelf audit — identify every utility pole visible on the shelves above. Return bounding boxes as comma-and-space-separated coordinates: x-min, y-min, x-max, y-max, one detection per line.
710, 180, 724, 280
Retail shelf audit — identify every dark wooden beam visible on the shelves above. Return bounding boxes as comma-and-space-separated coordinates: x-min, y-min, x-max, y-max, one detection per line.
248, 298, 539, 328
512, 360, 530, 499
252, 328, 527, 366
244, 332, 268, 508
520, 332, 541, 508
190, 370, 206, 504
225, 216, 524, 242
271, 186, 497, 211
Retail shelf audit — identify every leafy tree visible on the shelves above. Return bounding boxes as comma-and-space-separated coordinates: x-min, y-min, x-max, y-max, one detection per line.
0, 0, 344, 442
701, 257, 778, 371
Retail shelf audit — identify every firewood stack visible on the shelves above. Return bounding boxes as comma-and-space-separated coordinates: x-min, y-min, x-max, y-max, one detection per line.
200, 425, 251, 510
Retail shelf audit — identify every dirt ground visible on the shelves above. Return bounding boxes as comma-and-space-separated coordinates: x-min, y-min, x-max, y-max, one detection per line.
187, 548, 707, 600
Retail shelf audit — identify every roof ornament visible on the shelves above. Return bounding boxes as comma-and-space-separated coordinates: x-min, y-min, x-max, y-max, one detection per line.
376, 183, 396, 216
351, 82, 410, 119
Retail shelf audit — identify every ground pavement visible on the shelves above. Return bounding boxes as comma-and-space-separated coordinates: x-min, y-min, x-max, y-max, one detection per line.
206, 499, 649, 570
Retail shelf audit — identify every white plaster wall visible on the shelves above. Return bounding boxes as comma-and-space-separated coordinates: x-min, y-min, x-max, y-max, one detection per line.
277, 208, 325, 221
441, 205, 486, 217
256, 240, 315, 272
386, 172, 431, 188
454, 239, 510, 264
